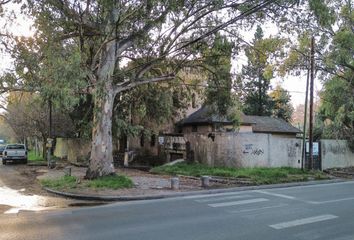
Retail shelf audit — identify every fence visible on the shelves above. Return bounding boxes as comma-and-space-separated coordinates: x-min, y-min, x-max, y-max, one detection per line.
184, 132, 302, 168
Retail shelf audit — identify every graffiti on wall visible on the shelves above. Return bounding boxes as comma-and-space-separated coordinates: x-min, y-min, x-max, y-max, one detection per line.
287, 145, 297, 158
252, 148, 264, 155
242, 143, 264, 155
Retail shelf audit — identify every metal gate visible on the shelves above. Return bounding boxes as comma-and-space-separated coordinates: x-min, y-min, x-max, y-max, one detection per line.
305, 141, 321, 170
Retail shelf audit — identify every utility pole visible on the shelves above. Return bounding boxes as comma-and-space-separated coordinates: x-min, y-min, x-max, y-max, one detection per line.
309, 37, 315, 170
302, 69, 310, 170
47, 99, 53, 168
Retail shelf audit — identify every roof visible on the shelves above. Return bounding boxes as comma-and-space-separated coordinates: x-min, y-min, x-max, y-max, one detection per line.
181, 106, 301, 134
241, 115, 301, 134
181, 105, 230, 125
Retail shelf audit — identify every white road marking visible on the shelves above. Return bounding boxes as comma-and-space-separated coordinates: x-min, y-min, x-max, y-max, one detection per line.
269, 214, 338, 230
208, 198, 269, 207
277, 180, 354, 190
196, 194, 252, 203
310, 197, 354, 204
183, 192, 247, 200
254, 190, 296, 200
229, 203, 288, 213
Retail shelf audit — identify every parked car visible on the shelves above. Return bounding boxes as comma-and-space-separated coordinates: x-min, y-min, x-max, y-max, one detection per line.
2, 144, 28, 165
0, 145, 5, 157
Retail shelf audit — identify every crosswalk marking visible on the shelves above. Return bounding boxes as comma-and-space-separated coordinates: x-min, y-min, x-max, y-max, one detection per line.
196, 194, 252, 203
183, 192, 247, 200
208, 198, 269, 207
254, 190, 296, 200
229, 203, 288, 213
269, 214, 338, 230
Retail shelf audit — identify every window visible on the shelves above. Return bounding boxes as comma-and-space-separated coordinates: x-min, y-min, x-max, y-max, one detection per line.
6, 145, 25, 150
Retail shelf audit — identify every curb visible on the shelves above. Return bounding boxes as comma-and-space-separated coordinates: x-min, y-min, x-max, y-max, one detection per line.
44, 178, 348, 202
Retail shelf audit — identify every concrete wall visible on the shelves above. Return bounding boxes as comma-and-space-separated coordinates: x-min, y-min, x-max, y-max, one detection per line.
65, 138, 91, 164
54, 138, 69, 159
184, 132, 302, 168
321, 140, 354, 169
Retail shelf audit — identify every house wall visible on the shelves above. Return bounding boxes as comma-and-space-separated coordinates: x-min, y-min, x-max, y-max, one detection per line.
183, 125, 253, 134
184, 132, 302, 168
183, 125, 213, 134
321, 140, 354, 169
238, 125, 253, 133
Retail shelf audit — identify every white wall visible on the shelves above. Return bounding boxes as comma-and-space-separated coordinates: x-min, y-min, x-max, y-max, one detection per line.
184, 132, 302, 168
321, 140, 354, 169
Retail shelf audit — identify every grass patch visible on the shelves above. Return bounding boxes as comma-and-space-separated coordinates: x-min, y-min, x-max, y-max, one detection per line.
28, 150, 44, 162
40, 176, 77, 190
150, 163, 329, 185
40, 174, 133, 191
85, 175, 134, 190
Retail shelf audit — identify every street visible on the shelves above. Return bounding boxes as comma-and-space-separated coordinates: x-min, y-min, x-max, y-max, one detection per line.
1, 181, 354, 240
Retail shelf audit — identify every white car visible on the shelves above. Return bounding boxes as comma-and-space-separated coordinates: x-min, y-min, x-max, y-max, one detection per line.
2, 144, 28, 165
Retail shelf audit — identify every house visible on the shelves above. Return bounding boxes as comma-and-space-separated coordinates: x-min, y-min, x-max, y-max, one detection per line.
158, 105, 303, 168
180, 105, 301, 137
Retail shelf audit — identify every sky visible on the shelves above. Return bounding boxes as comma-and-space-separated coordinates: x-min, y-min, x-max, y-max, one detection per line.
0, 3, 322, 108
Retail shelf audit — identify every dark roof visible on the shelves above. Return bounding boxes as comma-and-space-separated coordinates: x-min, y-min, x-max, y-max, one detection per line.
241, 115, 301, 134
182, 106, 301, 134
181, 105, 230, 125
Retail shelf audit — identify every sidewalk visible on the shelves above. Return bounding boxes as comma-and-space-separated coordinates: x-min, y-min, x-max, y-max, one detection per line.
38, 165, 346, 201
38, 165, 220, 198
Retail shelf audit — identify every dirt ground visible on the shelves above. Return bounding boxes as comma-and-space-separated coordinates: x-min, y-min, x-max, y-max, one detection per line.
37, 164, 237, 197
0, 163, 105, 214
1, 161, 243, 199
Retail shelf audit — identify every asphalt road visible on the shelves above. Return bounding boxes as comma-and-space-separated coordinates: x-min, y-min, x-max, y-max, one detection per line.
2, 181, 354, 240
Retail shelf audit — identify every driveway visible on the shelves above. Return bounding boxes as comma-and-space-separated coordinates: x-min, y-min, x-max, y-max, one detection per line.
0, 162, 99, 214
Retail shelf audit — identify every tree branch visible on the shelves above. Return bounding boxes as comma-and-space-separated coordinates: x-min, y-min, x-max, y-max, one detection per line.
115, 75, 176, 94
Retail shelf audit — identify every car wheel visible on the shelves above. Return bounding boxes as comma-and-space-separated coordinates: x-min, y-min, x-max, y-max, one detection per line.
23, 159, 28, 165
2, 159, 6, 165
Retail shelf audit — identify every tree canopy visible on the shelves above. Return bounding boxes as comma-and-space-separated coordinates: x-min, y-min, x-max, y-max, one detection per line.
0, 0, 314, 178
241, 25, 285, 116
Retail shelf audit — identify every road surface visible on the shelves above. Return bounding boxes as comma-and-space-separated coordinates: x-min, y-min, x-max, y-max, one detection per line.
1, 181, 354, 240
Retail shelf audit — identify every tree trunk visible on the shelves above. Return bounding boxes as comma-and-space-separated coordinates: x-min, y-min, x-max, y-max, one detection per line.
85, 37, 120, 179
85, 87, 116, 179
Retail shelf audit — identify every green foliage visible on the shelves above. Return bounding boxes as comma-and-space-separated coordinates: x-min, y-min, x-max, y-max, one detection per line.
151, 163, 328, 184
40, 174, 133, 190
309, 0, 354, 150
241, 26, 285, 116
85, 174, 133, 189
269, 85, 294, 122
309, 0, 336, 28
28, 150, 44, 162
203, 34, 234, 116
112, 78, 195, 138
279, 32, 311, 76
0, 0, 313, 177
40, 176, 77, 190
